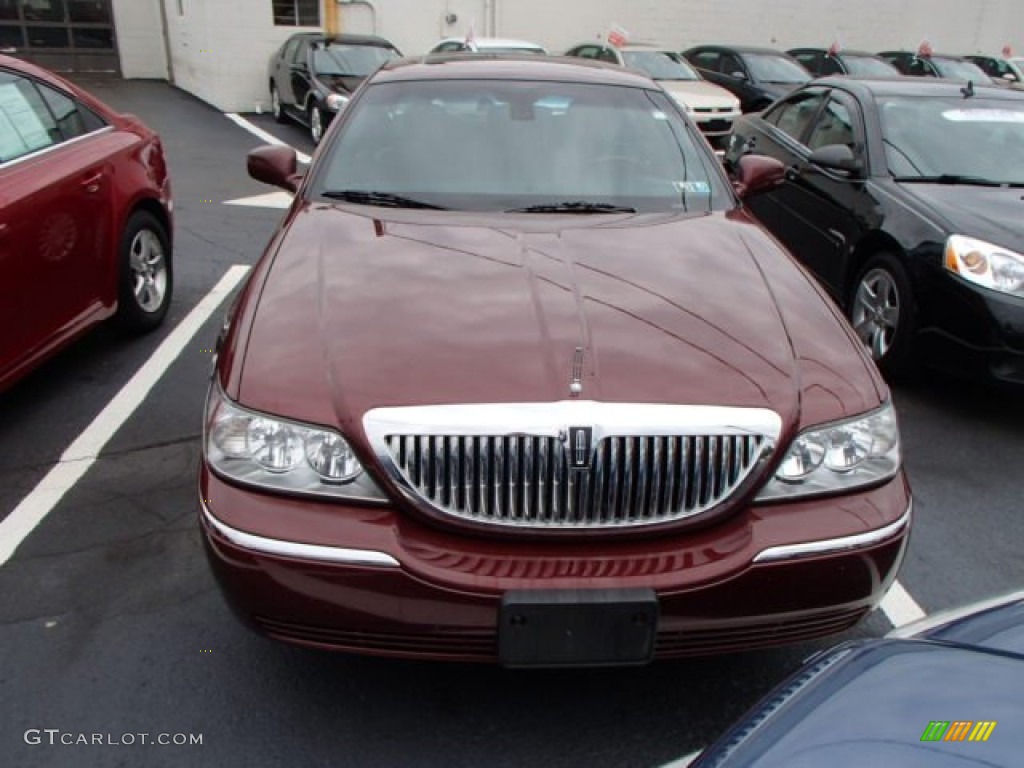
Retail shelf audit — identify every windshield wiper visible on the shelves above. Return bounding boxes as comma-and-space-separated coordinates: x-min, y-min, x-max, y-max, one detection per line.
321, 190, 448, 209
505, 201, 638, 214
893, 174, 1024, 187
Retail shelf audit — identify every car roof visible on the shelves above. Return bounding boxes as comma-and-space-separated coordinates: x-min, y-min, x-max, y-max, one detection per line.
619, 44, 674, 52
878, 50, 972, 62
374, 54, 657, 88
690, 44, 792, 56
437, 37, 545, 49
789, 48, 881, 58
805, 74, 1020, 98
291, 32, 397, 48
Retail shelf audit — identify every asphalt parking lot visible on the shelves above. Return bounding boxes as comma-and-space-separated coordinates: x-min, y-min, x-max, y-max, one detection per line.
2, 79, 1023, 768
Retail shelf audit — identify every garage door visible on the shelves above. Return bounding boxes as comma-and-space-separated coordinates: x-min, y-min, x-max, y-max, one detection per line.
0, 1, 119, 75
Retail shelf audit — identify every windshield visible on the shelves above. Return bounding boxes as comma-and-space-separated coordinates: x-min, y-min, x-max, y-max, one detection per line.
312, 44, 399, 77
842, 55, 899, 77
744, 53, 810, 84
622, 51, 700, 81
314, 79, 727, 213
880, 96, 1024, 183
932, 58, 991, 82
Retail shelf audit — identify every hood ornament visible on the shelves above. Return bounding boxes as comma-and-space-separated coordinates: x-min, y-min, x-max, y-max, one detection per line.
569, 346, 584, 397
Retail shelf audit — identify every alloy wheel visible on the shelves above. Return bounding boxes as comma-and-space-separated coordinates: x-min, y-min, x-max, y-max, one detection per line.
129, 228, 168, 313
310, 106, 323, 144
851, 267, 900, 361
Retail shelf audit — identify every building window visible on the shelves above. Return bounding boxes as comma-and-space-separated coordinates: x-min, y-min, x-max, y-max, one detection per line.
273, 0, 319, 26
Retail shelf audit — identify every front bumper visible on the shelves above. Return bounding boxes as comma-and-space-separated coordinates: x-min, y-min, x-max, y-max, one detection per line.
917, 272, 1024, 384
692, 110, 742, 137
199, 467, 911, 663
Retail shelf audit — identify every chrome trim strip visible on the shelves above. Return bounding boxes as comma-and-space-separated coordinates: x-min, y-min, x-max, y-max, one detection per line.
886, 587, 1024, 639
0, 125, 114, 170
200, 501, 400, 568
365, 401, 782, 439
753, 502, 912, 563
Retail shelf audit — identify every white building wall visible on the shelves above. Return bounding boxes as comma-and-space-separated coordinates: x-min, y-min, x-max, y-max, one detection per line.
111, 0, 167, 79
352, 0, 1023, 58
162, 0, 320, 112
114, 0, 1024, 110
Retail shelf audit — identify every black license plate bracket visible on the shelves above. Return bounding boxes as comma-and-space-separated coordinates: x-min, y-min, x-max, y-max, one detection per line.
499, 588, 657, 668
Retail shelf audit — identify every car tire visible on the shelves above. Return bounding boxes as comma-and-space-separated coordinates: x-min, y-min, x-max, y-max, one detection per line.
114, 210, 173, 334
271, 83, 286, 124
309, 103, 324, 145
849, 253, 917, 380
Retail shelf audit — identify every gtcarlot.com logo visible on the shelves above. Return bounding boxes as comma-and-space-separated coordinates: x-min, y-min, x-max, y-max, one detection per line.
24, 729, 203, 747
921, 721, 997, 743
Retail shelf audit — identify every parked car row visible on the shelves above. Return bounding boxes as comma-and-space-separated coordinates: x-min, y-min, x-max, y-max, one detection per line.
267, 29, 1021, 156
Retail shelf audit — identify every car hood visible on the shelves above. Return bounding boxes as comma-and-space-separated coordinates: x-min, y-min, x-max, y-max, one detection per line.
693, 639, 1024, 767
660, 80, 740, 109
897, 183, 1024, 252
237, 205, 881, 438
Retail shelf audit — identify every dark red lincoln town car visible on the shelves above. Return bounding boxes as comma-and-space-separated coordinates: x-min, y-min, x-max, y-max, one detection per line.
200, 56, 911, 667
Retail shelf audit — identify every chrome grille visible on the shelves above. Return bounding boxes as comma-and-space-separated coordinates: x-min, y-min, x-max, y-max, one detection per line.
365, 403, 779, 530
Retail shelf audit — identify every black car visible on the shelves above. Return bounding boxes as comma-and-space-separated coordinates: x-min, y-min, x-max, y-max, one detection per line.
878, 51, 992, 83
724, 77, 1024, 383
788, 48, 899, 77
963, 55, 1024, 87
683, 45, 810, 112
692, 591, 1024, 767
268, 33, 402, 144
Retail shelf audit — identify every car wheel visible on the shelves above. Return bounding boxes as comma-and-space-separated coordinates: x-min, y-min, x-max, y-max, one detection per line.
115, 210, 173, 333
849, 253, 916, 379
271, 83, 286, 124
309, 103, 324, 145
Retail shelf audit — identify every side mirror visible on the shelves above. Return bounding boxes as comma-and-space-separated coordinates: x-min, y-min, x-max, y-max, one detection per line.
1002, 72, 1018, 82
247, 146, 301, 192
733, 154, 785, 198
808, 143, 863, 176
730, 70, 748, 81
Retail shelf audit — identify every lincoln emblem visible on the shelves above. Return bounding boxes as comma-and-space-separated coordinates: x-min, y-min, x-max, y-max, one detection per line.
567, 427, 593, 469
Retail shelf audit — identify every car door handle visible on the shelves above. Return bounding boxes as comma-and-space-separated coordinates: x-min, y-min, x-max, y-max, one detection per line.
81, 172, 104, 194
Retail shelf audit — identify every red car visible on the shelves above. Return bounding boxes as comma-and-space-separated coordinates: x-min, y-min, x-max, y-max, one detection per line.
0, 56, 173, 393
200, 56, 911, 667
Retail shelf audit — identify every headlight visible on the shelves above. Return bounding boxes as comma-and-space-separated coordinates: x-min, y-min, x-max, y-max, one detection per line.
325, 93, 349, 111
671, 94, 693, 113
204, 383, 386, 501
756, 402, 900, 501
945, 235, 1024, 296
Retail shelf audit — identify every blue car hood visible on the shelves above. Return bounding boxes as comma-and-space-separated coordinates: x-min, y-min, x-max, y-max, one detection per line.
694, 639, 1024, 767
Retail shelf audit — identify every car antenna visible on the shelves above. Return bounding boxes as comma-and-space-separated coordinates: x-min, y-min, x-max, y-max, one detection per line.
961, 79, 975, 98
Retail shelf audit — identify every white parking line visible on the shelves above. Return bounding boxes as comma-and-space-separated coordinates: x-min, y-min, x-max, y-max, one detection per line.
225, 113, 312, 164
659, 749, 702, 767
0, 265, 251, 567
880, 579, 927, 627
